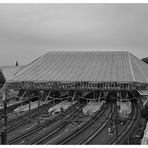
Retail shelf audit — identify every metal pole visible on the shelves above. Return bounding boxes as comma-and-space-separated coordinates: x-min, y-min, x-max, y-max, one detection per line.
4, 88, 8, 130
115, 101, 118, 144
127, 136, 130, 144
72, 90, 75, 102
94, 90, 95, 100
115, 91, 119, 144
99, 91, 101, 103
28, 91, 31, 123
38, 91, 43, 125
2, 86, 8, 144
38, 96, 40, 125
53, 98, 55, 106
68, 90, 70, 101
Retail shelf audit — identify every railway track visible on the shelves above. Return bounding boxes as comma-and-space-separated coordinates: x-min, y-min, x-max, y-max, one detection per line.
81, 102, 138, 144
0, 95, 39, 117
8, 101, 79, 144
108, 102, 139, 144
7, 102, 53, 133
0, 101, 53, 132
32, 103, 85, 144
0, 99, 29, 117
2, 100, 139, 145
55, 102, 114, 145
79, 102, 115, 145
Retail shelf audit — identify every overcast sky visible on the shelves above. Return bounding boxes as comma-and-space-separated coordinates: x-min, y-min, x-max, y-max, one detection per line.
0, 3, 148, 66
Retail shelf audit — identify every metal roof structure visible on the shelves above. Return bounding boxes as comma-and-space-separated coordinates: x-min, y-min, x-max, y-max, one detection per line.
4, 51, 148, 90
0, 66, 23, 85
8, 51, 148, 83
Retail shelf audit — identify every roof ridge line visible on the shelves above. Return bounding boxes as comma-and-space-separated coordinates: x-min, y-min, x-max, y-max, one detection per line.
46, 50, 129, 53
128, 52, 135, 81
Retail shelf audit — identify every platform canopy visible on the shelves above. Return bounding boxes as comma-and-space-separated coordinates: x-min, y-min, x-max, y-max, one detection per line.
4, 51, 148, 90
138, 90, 148, 96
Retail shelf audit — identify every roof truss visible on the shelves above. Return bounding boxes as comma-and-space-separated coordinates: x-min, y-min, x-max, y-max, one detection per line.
6, 81, 138, 91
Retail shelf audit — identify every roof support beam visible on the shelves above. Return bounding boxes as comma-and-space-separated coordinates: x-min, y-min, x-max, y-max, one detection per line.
6, 81, 137, 91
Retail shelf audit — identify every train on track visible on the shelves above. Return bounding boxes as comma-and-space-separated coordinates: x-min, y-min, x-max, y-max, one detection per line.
83, 100, 105, 115
48, 100, 76, 116
117, 100, 132, 119
0, 88, 142, 145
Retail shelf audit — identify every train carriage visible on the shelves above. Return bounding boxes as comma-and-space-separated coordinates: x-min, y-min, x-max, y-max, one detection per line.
117, 100, 132, 119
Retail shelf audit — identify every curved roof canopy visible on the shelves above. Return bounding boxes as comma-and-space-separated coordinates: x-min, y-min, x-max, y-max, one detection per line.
3, 51, 148, 91
8, 51, 148, 83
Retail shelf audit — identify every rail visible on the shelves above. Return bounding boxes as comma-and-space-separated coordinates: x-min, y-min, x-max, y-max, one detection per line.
8, 101, 78, 144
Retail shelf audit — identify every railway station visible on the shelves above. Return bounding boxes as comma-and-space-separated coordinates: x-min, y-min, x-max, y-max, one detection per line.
0, 51, 148, 145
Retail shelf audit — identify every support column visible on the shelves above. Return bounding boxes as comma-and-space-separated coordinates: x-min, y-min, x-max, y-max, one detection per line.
73, 90, 76, 102
115, 86, 121, 144
37, 90, 43, 125
37, 95, 40, 125
68, 90, 70, 101
53, 98, 55, 106
2, 85, 8, 145
61, 91, 62, 102
99, 91, 101, 103
26, 90, 31, 123
126, 90, 128, 102
4, 88, 8, 130
120, 85, 122, 102
94, 90, 95, 100
29, 96, 31, 122
115, 99, 119, 144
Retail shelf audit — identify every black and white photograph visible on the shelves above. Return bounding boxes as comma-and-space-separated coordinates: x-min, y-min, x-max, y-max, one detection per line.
0, 1, 148, 145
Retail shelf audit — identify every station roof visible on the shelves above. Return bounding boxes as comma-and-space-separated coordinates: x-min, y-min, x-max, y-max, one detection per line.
0, 66, 23, 83
7, 51, 148, 84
